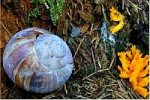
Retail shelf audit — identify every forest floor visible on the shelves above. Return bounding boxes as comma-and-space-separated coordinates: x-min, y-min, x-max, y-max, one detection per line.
0, 0, 149, 99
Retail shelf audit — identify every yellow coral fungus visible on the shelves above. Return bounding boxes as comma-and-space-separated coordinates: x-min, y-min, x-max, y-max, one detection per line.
109, 6, 125, 34
117, 45, 149, 97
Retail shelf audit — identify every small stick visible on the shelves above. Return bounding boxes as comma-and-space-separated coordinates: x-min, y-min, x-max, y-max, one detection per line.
64, 84, 68, 95
91, 47, 97, 72
0, 21, 11, 38
127, 0, 142, 12
126, 8, 131, 15
97, 57, 102, 69
122, 0, 124, 10
44, 2, 49, 9
73, 36, 86, 58
82, 56, 115, 80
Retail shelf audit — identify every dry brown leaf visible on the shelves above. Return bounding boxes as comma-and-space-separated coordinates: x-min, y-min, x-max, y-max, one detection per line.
78, 11, 94, 23
0, 40, 5, 49
80, 24, 90, 33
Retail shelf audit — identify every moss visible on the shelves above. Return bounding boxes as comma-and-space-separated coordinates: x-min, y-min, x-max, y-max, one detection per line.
29, 0, 65, 25
29, 7, 40, 18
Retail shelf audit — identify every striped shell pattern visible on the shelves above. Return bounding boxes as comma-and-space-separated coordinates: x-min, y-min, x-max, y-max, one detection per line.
3, 27, 74, 93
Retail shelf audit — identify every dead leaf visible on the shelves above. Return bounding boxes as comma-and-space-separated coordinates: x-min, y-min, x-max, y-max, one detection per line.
78, 11, 94, 23
20, 0, 32, 13
79, 24, 90, 33
0, 40, 5, 49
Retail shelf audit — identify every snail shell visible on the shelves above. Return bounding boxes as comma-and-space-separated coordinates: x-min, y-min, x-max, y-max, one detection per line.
3, 27, 74, 93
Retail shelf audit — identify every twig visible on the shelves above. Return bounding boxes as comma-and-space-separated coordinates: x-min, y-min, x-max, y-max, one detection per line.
64, 84, 68, 95
91, 47, 97, 72
97, 57, 102, 69
122, 0, 125, 10
0, 21, 11, 38
75, 95, 88, 99
86, 23, 100, 35
82, 56, 115, 80
44, 2, 49, 9
127, 0, 142, 12
73, 36, 86, 58
43, 94, 56, 99
101, 93, 112, 99
126, 7, 131, 15
85, 77, 96, 83
67, 12, 73, 21
114, 91, 125, 99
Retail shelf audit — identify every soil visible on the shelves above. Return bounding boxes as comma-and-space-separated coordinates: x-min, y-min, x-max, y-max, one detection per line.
0, 0, 149, 99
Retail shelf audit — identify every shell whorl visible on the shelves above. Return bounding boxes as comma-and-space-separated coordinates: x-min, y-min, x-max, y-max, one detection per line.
3, 27, 74, 93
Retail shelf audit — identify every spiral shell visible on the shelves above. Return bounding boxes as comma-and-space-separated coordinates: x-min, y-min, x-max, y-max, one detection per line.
3, 27, 74, 93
